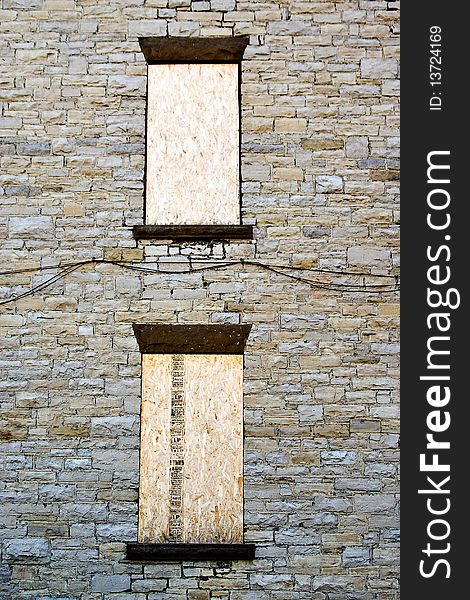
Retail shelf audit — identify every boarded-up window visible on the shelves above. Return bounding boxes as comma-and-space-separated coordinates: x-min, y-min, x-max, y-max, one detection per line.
139, 354, 243, 543
133, 324, 251, 545
146, 63, 239, 226
138, 37, 249, 229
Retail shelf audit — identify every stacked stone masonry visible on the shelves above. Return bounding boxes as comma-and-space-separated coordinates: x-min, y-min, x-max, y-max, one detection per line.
0, 1, 400, 599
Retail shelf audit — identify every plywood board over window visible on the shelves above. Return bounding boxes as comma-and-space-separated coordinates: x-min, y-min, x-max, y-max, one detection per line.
133, 324, 252, 548
146, 63, 239, 226
139, 354, 243, 543
133, 36, 252, 243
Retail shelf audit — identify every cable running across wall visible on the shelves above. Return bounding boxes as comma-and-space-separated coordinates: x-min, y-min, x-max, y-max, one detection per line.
0, 258, 400, 307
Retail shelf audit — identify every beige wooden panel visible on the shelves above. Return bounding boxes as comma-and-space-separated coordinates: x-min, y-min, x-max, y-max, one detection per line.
138, 354, 244, 543
138, 355, 172, 543
146, 63, 240, 225
183, 355, 243, 543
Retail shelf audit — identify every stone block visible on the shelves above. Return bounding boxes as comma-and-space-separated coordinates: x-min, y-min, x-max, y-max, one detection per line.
355, 494, 396, 513
298, 405, 323, 424
347, 246, 390, 268
132, 579, 167, 592
210, 0, 235, 11
128, 20, 167, 37
321, 451, 356, 465
314, 423, 350, 438
273, 167, 303, 181
316, 176, 343, 192
108, 76, 146, 96
361, 59, 398, 79
9, 216, 53, 238
312, 575, 363, 592
3, 539, 49, 563
4, 0, 42, 7
342, 547, 371, 567
275, 118, 307, 133
345, 137, 369, 158
187, 591, 210, 600
91, 574, 131, 592
17, 142, 50, 155
250, 574, 293, 590
302, 138, 344, 151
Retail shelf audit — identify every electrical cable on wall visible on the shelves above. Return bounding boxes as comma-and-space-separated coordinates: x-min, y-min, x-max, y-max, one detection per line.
0, 258, 400, 307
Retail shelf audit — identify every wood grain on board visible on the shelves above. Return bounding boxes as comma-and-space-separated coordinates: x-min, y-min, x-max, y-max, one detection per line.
138, 354, 243, 543
146, 63, 239, 226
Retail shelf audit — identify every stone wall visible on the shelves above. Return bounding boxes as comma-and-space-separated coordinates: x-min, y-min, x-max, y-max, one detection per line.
0, 1, 400, 598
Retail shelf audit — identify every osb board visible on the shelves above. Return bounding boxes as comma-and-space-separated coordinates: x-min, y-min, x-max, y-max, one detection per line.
138, 354, 244, 544
183, 355, 243, 543
138, 355, 172, 543
146, 63, 240, 225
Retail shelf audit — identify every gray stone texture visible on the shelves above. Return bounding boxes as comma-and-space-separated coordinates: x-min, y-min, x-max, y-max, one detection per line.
0, 0, 399, 598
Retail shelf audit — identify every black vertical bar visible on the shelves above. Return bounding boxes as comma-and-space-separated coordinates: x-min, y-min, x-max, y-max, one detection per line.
402, 4, 467, 598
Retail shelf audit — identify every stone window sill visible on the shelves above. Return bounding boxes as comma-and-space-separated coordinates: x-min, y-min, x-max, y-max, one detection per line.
126, 543, 256, 562
132, 224, 253, 242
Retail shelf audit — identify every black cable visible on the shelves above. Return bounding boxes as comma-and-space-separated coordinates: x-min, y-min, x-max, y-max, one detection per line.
110, 260, 398, 288
114, 260, 399, 292
0, 261, 85, 307
16, 258, 397, 288
0, 258, 399, 307
0, 257, 398, 280
240, 262, 398, 294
